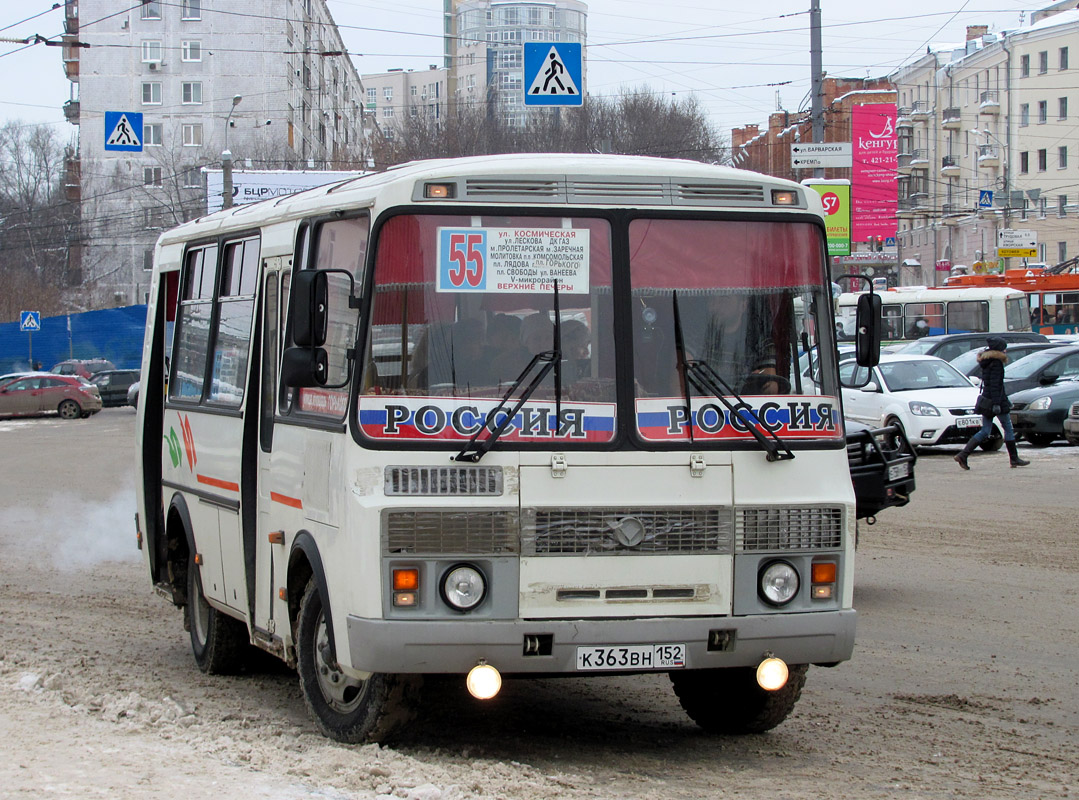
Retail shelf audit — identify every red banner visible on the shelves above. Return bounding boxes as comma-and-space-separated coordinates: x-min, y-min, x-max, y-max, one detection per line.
851, 104, 897, 242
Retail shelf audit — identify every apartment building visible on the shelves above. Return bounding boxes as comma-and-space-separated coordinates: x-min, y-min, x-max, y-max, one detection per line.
892, 10, 1079, 283
61, 0, 366, 308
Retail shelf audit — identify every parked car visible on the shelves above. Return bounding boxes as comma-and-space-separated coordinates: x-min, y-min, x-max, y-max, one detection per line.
51, 359, 117, 379
0, 374, 102, 419
1008, 377, 1079, 446
127, 380, 140, 408
1064, 397, 1079, 445
1002, 345, 1079, 395
846, 420, 916, 521
891, 331, 1049, 363
90, 369, 141, 408
950, 342, 1060, 379
840, 354, 1002, 451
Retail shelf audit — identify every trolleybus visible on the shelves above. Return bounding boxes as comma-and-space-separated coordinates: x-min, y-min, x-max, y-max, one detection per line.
134, 154, 876, 743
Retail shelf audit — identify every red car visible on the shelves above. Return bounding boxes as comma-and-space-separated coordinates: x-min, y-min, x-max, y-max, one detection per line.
0, 374, 103, 419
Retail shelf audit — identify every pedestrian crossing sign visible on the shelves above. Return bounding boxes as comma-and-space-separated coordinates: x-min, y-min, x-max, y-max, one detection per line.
20, 311, 41, 332
524, 43, 583, 107
104, 111, 143, 152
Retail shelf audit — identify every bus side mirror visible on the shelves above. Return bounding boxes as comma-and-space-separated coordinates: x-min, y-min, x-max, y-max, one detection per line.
855, 293, 882, 367
281, 346, 328, 387
292, 270, 329, 347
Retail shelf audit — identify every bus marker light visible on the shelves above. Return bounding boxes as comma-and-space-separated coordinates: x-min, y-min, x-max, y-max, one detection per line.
772, 189, 798, 206
393, 568, 419, 591
466, 662, 502, 699
812, 585, 833, 599
268, 530, 285, 545
194, 553, 203, 565
756, 656, 789, 691
424, 183, 455, 199
278, 587, 287, 600
393, 591, 417, 607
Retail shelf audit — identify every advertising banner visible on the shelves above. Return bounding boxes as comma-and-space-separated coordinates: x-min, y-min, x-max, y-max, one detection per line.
205, 169, 363, 213
851, 104, 898, 242
805, 182, 851, 256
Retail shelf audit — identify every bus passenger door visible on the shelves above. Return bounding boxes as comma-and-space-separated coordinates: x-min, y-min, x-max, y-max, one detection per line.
253, 263, 293, 636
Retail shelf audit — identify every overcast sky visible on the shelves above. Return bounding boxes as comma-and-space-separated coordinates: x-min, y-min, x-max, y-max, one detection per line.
0, 0, 1049, 145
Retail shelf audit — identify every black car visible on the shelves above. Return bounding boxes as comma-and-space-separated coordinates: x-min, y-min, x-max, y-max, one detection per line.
1009, 378, 1079, 446
1002, 345, 1079, 396
893, 331, 1049, 363
90, 369, 141, 407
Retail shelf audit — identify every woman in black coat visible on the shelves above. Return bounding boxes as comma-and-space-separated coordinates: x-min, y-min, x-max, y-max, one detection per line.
954, 336, 1030, 469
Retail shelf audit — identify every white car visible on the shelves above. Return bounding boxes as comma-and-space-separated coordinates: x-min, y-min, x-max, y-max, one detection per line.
840, 354, 1003, 451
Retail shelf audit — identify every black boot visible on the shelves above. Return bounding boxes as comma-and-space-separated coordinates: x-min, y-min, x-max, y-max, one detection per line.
1006, 440, 1030, 468
954, 439, 976, 470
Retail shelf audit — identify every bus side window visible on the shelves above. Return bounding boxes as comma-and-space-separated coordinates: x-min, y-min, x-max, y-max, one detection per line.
881, 305, 904, 340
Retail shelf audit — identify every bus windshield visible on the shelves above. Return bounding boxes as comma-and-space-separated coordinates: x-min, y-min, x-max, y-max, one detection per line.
359, 213, 617, 445
357, 214, 839, 448
627, 218, 838, 442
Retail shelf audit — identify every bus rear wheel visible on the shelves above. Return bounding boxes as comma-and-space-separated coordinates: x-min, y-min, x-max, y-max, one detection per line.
185, 552, 248, 674
296, 580, 421, 743
670, 663, 808, 734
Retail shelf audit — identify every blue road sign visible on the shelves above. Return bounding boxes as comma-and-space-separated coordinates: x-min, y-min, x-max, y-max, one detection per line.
884, 236, 897, 248
104, 111, 143, 152
524, 43, 583, 107
979, 190, 994, 208
20, 311, 41, 332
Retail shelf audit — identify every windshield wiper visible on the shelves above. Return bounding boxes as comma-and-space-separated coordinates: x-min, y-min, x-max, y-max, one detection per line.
454, 282, 563, 463
671, 291, 795, 463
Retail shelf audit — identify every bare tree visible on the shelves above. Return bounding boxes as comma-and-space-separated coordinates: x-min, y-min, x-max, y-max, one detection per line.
372, 86, 729, 168
0, 121, 77, 321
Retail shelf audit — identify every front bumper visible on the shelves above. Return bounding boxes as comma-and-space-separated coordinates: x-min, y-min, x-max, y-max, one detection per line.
1011, 410, 1067, 437
1063, 417, 1079, 443
345, 609, 857, 675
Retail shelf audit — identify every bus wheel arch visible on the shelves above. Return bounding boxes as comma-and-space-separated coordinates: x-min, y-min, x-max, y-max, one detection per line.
164, 494, 195, 606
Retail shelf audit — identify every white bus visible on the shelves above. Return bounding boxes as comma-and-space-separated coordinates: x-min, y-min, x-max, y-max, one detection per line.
835, 285, 1031, 344
135, 154, 869, 743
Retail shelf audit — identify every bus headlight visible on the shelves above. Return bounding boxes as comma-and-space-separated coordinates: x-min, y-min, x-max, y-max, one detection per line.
759, 561, 799, 606
441, 564, 487, 611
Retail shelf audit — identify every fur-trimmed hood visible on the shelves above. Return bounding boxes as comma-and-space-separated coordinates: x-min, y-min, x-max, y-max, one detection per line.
978, 349, 1008, 363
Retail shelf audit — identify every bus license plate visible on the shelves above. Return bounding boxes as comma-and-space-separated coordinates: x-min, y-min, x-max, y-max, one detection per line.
887, 461, 910, 480
576, 644, 686, 671
957, 416, 982, 428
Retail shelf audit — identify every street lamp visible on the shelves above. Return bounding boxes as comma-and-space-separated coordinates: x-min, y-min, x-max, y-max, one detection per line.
222, 94, 242, 210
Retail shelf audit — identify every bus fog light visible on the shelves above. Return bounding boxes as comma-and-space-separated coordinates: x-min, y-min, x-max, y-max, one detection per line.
466, 662, 501, 699
759, 561, 799, 606
441, 564, 487, 611
756, 656, 789, 691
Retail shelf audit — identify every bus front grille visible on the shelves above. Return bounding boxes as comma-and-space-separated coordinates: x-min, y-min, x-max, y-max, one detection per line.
736, 507, 843, 551
383, 509, 519, 555
384, 466, 503, 496
522, 508, 733, 555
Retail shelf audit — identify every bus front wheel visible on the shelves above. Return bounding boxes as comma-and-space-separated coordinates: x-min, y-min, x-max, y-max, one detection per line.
296, 580, 421, 743
185, 552, 248, 674
670, 663, 808, 734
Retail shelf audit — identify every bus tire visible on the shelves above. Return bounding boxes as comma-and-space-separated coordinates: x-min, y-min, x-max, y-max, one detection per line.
296, 580, 421, 743
670, 663, 808, 735
186, 552, 248, 675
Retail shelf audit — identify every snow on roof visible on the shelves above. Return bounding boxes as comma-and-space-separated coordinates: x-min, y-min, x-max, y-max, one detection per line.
833, 89, 897, 104
1027, 8, 1079, 33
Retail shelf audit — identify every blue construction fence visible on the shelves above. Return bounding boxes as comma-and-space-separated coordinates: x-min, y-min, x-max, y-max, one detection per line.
0, 305, 148, 374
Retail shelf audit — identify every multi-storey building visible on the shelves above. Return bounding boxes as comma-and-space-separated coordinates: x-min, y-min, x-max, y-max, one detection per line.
60, 0, 366, 308
450, 0, 587, 126
893, 10, 1079, 283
